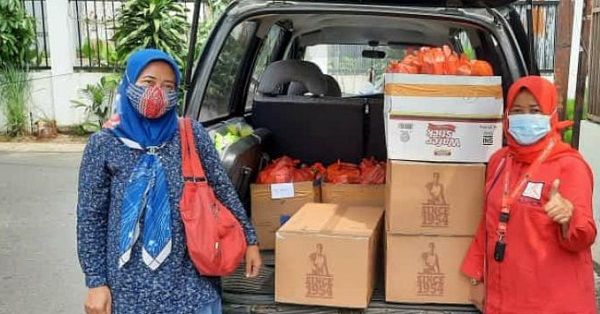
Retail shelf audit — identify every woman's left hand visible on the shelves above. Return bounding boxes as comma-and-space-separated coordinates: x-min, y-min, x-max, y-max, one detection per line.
544, 179, 574, 225
245, 245, 262, 278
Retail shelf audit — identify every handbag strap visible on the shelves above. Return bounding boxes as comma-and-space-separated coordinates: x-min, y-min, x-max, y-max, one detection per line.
179, 118, 207, 182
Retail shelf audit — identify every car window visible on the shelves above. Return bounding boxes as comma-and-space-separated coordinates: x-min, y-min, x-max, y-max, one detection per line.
200, 21, 256, 122
304, 44, 409, 96
245, 25, 285, 110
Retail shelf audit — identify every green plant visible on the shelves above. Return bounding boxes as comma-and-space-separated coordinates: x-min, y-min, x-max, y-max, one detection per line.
80, 38, 118, 66
0, 0, 36, 68
71, 75, 119, 132
113, 0, 189, 69
0, 66, 31, 137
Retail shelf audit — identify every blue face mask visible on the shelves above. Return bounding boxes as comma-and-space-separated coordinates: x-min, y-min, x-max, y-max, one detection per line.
508, 114, 551, 145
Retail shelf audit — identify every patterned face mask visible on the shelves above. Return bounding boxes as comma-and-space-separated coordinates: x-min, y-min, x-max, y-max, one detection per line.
126, 84, 179, 119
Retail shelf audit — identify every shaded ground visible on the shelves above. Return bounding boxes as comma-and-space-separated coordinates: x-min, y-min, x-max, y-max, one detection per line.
0, 151, 597, 314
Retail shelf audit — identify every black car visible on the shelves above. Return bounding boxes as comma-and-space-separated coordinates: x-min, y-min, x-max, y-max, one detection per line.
184, 1, 536, 312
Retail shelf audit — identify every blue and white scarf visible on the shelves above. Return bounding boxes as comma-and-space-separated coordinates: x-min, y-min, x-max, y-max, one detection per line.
117, 138, 172, 271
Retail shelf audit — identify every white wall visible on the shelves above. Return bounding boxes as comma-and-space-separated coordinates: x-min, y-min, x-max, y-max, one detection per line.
0, 70, 106, 132
579, 120, 600, 261
0, 0, 111, 132
42, 71, 106, 126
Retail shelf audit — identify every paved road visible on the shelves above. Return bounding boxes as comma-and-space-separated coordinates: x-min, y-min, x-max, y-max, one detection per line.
1, 151, 599, 314
0, 152, 86, 314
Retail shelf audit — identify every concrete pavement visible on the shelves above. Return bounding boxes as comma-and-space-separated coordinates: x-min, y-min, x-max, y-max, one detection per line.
0, 151, 86, 314
1, 147, 599, 313
0, 142, 85, 153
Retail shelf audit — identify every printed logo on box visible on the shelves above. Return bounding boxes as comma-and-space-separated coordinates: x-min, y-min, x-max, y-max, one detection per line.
417, 242, 445, 297
482, 131, 495, 146
396, 123, 413, 143
305, 243, 333, 299
426, 123, 461, 148
422, 172, 450, 227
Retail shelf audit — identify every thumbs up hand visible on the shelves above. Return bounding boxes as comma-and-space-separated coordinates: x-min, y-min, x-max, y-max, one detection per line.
544, 179, 574, 225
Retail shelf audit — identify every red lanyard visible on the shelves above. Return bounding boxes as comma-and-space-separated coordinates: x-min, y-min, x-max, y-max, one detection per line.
494, 139, 556, 261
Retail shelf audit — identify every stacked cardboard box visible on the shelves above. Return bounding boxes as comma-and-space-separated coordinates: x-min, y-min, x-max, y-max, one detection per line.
385, 161, 485, 304
251, 181, 320, 250
321, 183, 385, 207
275, 203, 384, 308
251, 180, 383, 250
383, 73, 503, 304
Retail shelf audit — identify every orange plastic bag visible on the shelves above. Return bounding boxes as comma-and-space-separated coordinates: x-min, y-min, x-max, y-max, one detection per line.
256, 157, 325, 184
386, 46, 494, 77
256, 156, 298, 184
471, 60, 494, 76
293, 166, 314, 182
359, 158, 386, 185
325, 161, 361, 184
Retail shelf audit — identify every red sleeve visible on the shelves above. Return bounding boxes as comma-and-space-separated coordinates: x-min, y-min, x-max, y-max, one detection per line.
461, 215, 486, 281
556, 156, 596, 252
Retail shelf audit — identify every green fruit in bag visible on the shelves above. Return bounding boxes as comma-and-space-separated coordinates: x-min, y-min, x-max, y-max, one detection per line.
239, 125, 254, 137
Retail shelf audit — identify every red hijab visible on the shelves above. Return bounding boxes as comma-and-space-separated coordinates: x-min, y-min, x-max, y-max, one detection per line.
504, 76, 578, 164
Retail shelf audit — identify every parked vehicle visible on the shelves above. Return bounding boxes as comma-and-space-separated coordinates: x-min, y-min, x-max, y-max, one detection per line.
185, 1, 536, 312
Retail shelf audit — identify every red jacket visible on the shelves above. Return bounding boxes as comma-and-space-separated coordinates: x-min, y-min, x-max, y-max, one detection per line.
461, 149, 597, 314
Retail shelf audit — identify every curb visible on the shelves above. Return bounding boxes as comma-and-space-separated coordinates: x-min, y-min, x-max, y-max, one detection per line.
0, 142, 85, 153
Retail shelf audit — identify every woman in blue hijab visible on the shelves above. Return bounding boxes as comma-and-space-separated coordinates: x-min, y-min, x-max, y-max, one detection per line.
76, 49, 261, 314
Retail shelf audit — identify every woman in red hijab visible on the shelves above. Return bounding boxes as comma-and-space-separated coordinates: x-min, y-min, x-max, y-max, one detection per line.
461, 76, 596, 313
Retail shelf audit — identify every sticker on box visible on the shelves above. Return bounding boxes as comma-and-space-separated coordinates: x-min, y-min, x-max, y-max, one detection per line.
271, 183, 295, 199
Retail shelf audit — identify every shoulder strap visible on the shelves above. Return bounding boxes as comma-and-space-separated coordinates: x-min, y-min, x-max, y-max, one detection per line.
179, 118, 206, 180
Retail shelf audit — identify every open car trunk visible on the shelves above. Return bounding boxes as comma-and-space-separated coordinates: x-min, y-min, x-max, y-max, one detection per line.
186, 1, 533, 312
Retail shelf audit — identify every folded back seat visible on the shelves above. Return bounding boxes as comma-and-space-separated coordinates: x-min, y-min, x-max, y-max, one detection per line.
251, 60, 369, 165
252, 59, 387, 165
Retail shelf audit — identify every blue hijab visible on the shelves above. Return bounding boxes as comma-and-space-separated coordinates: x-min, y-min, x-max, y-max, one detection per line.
112, 49, 180, 148
113, 49, 181, 271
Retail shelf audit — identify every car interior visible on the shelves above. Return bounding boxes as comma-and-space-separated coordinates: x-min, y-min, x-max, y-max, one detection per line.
189, 6, 526, 311
202, 12, 514, 200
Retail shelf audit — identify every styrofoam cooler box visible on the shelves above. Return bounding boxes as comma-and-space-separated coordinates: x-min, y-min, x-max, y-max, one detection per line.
384, 73, 504, 162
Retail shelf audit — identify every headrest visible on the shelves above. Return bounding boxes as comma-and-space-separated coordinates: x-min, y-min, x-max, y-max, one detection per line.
288, 74, 342, 97
258, 60, 328, 96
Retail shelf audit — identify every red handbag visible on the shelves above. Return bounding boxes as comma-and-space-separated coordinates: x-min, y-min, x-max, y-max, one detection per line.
179, 118, 247, 276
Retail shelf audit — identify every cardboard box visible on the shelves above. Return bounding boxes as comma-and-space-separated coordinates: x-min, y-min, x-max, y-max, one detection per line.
275, 203, 384, 308
251, 181, 320, 250
321, 183, 385, 207
384, 73, 504, 120
386, 160, 484, 236
383, 73, 503, 163
385, 115, 502, 162
386, 234, 473, 304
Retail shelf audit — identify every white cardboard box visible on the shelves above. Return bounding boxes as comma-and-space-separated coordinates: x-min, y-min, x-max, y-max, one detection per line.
386, 115, 502, 162
384, 73, 504, 162
384, 73, 504, 119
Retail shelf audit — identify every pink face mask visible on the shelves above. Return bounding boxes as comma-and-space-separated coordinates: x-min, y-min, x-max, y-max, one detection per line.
126, 84, 179, 119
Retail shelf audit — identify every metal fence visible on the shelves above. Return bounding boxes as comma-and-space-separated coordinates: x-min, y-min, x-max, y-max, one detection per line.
22, 0, 559, 72
21, 0, 50, 69
70, 0, 120, 70
587, 0, 600, 122
514, 0, 560, 74
69, 0, 197, 71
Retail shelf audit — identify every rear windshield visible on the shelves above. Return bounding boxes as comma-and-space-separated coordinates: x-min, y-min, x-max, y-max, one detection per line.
304, 33, 477, 97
